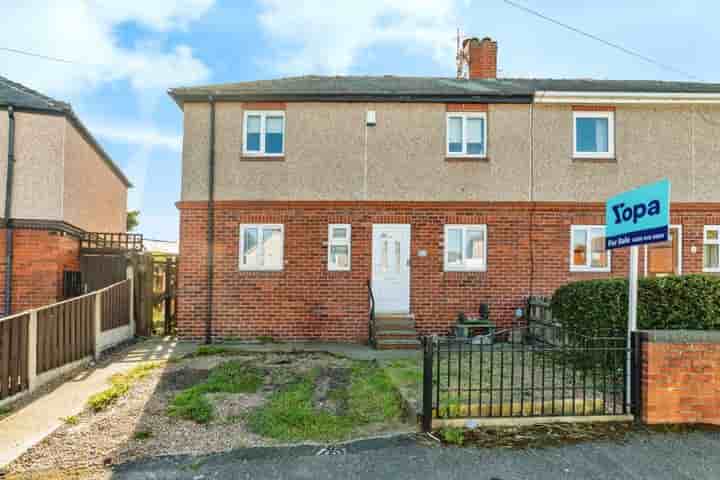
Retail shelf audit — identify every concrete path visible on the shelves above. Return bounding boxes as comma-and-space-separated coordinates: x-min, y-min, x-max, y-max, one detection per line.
0, 337, 193, 468
210, 341, 420, 361
112, 430, 720, 479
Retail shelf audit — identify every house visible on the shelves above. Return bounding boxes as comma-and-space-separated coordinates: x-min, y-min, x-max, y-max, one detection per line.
169, 37, 720, 348
0, 76, 131, 314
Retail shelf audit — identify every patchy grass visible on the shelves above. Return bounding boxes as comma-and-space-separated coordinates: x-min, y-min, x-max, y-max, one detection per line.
167, 360, 262, 423
194, 345, 235, 357
256, 336, 276, 344
62, 415, 79, 425
247, 361, 403, 442
0, 405, 13, 420
133, 430, 153, 440
88, 362, 161, 412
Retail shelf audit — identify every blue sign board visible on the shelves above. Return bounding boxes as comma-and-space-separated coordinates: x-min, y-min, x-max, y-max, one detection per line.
605, 179, 670, 250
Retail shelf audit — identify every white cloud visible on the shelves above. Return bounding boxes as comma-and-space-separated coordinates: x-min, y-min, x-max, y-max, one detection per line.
258, 0, 460, 74
86, 120, 182, 152
0, 1, 213, 96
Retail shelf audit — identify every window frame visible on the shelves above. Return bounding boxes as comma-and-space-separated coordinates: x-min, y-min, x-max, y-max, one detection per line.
238, 223, 284, 271
703, 225, 720, 273
443, 224, 488, 272
327, 224, 351, 271
242, 110, 286, 157
572, 110, 615, 159
569, 225, 612, 272
445, 112, 487, 158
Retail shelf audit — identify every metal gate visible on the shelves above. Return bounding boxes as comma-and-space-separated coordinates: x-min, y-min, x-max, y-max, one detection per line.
421, 324, 639, 430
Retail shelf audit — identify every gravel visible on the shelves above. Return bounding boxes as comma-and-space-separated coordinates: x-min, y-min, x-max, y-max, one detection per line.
5, 351, 411, 479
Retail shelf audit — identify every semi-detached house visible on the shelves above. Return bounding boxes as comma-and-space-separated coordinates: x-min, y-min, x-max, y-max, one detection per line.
170, 37, 720, 348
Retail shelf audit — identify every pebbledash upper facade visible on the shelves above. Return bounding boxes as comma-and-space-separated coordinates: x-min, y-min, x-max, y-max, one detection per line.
170, 37, 720, 343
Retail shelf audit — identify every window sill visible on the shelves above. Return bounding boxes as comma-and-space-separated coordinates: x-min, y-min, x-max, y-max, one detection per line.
445, 156, 489, 162
570, 268, 611, 273
444, 267, 487, 273
241, 155, 285, 162
572, 156, 616, 163
238, 267, 284, 272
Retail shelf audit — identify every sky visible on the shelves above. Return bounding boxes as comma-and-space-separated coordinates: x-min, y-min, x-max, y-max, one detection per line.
0, 1, 716, 241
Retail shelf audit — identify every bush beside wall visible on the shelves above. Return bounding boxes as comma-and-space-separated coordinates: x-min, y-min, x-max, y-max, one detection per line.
551, 275, 720, 336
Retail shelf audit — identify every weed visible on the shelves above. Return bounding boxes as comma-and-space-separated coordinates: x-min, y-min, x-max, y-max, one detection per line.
167, 361, 262, 423
62, 415, 79, 425
440, 426, 466, 446
0, 405, 12, 419
133, 430, 153, 440
248, 362, 403, 442
88, 362, 161, 412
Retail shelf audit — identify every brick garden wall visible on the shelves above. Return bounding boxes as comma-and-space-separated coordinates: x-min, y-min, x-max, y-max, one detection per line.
176, 201, 720, 342
640, 330, 720, 425
0, 228, 80, 314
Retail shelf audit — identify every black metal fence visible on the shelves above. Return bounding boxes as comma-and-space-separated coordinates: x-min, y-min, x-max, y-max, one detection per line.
421, 327, 639, 430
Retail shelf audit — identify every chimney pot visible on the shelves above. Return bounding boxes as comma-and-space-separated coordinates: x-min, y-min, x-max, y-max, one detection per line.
464, 37, 498, 80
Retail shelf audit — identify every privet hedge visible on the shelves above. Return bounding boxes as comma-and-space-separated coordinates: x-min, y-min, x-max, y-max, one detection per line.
551, 275, 720, 336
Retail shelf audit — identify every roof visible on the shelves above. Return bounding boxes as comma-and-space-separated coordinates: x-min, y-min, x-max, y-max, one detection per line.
0, 75, 132, 188
143, 239, 179, 256
168, 75, 720, 108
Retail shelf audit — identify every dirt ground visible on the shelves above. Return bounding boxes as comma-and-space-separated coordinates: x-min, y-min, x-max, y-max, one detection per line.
5, 351, 411, 479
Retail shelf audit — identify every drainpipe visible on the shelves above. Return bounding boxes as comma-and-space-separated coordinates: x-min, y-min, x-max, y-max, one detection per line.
3, 106, 15, 316
206, 96, 216, 344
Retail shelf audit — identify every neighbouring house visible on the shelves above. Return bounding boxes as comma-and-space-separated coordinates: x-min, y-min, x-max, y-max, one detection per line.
169, 36, 720, 348
0, 76, 131, 314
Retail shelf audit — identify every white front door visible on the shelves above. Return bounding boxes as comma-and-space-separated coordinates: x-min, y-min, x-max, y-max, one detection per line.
372, 224, 410, 313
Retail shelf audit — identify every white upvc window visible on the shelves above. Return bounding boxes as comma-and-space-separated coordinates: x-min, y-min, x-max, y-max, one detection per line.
328, 224, 351, 271
570, 225, 611, 272
446, 112, 487, 158
703, 225, 720, 272
243, 111, 285, 156
239, 224, 284, 271
573, 111, 615, 159
444, 225, 487, 272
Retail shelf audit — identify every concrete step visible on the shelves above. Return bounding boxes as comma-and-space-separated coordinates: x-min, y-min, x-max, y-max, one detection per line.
374, 320, 415, 331
376, 338, 420, 350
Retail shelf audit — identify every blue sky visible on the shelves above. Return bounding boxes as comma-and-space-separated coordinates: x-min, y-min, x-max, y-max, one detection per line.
1, 1, 716, 241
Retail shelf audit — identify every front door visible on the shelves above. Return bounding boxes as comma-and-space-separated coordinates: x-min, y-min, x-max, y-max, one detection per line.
646, 226, 682, 277
372, 224, 410, 313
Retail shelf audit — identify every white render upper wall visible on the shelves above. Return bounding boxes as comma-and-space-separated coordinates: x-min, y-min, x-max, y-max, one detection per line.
180, 101, 720, 203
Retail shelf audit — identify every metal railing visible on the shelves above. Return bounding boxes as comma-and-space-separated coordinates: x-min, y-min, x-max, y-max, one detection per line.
421, 327, 637, 430
367, 280, 376, 347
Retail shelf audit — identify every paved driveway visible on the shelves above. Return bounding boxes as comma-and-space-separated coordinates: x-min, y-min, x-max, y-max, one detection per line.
111, 430, 720, 479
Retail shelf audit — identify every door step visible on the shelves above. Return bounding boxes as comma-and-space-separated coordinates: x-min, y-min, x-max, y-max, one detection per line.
372, 313, 418, 350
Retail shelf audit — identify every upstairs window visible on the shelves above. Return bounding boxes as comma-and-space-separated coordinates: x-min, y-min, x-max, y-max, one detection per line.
328, 224, 351, 271
243, 111, 285, 156
573, 111, 614, 159
446, 113, 486, 158
239, 224, 284, 271
570, 225, 610, 272
704, 226, 720, 272
444, 225, 487, 271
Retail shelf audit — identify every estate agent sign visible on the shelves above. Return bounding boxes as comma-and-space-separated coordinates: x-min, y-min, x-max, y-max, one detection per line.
605, 178, 670, 250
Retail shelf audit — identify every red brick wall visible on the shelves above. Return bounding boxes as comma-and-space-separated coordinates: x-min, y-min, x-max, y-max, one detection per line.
0, 229, 80, 314
175, 201, 720, 342
640, 331, 720, 425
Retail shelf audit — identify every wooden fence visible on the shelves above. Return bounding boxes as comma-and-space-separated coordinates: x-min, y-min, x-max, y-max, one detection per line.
37, 295, 96, 375
0, 313, 29, 401
0, 278, 133, 406
101, 280, 130, 332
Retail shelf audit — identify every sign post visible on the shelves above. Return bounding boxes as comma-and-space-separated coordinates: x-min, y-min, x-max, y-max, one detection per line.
605, 179, 670, 411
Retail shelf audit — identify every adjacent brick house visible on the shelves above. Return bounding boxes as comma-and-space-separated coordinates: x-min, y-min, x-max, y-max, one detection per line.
0, 76, 131, 314
170, 37, 720, 347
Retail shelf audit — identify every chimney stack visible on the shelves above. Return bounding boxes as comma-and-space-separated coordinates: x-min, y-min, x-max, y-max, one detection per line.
463, 37, 497, 79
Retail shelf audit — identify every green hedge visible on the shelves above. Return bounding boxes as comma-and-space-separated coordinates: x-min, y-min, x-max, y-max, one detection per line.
551, 275, 720, 336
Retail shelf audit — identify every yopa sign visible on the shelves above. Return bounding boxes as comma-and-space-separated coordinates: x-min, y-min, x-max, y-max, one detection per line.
605, 179, 670, 250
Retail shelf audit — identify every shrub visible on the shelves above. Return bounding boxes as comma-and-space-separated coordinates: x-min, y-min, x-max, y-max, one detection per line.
551, 274, 720, 336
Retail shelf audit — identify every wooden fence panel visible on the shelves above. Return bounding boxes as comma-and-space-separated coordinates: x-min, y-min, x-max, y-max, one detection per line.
101, 280, 130, 332
0, 313, 30, 401
36, 295, 96, 375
